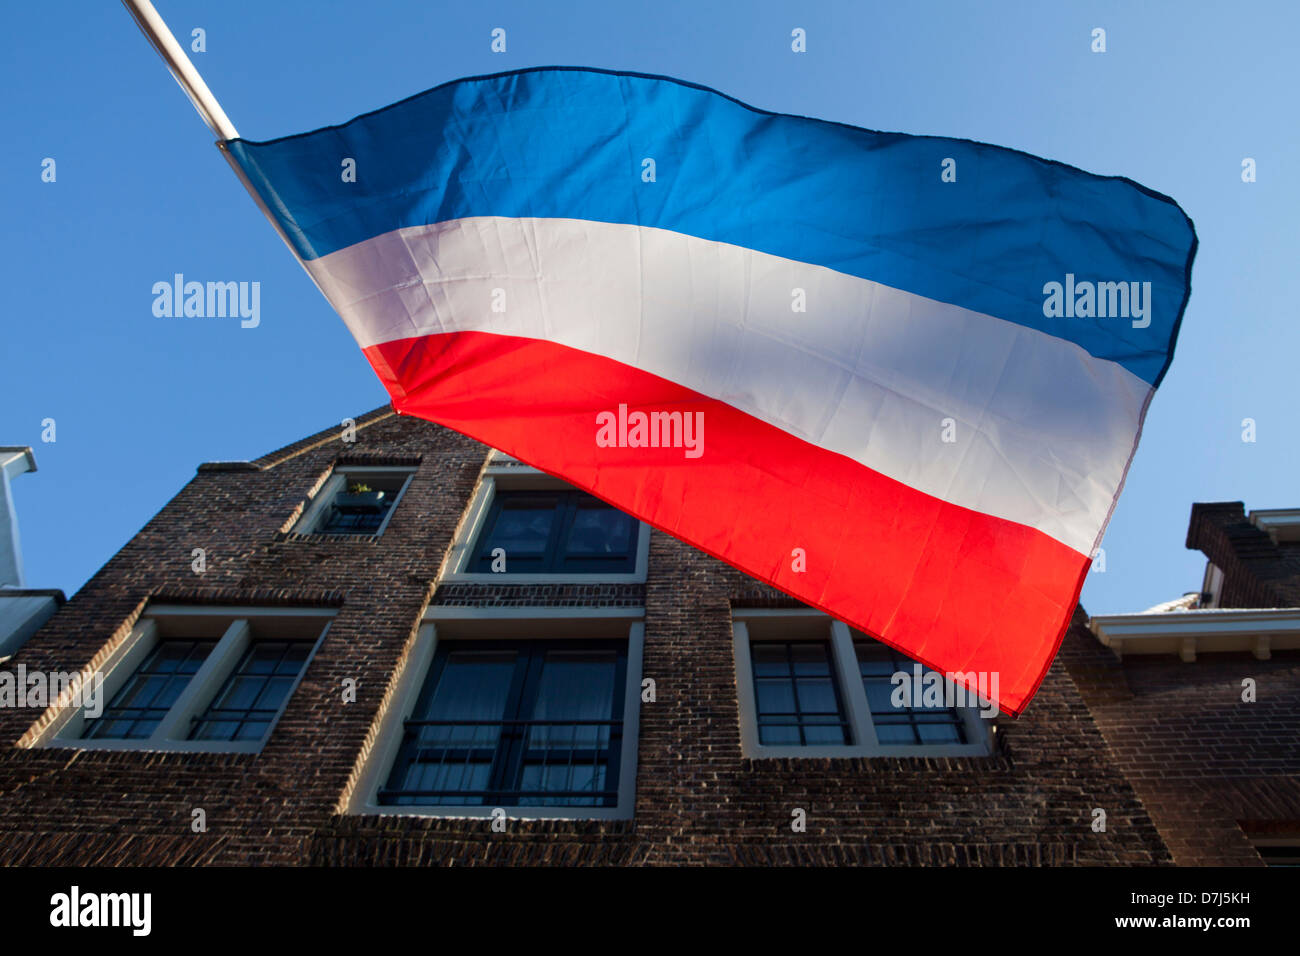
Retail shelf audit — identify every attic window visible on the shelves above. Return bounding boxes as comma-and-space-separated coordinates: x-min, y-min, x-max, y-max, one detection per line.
296, 467, 414, 537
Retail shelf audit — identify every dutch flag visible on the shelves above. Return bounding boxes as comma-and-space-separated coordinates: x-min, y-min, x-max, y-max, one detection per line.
227, 67, 1196, 715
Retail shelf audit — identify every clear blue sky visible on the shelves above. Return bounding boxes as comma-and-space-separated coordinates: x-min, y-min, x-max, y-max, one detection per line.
2, 1, 1296, 614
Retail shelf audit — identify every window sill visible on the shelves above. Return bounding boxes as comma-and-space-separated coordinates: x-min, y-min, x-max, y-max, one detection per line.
438, 571, 646, 585
352, 802, 634, 822
274, 530, 382, 544
743, 741, 993, 760
42, 738, 266, 755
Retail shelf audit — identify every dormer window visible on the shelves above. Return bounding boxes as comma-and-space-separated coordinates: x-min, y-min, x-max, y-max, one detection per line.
295, 467, 414, 537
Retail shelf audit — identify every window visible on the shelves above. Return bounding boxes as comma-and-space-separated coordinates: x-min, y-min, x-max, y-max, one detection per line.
749, 640, 850, 746
733, 610, 991, 758
471, 490, 638, 574
44, 607, 331, 753
855, 640, 969, 745
188, 639, 316, 741
294, 467, 413, 537
379, 640, 626, 808
83, 639, 216, 740
351, 610, 643, 820
442, 460, 650, 582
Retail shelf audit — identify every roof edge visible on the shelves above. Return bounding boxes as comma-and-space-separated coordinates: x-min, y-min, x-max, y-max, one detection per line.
250, 405, 396, 469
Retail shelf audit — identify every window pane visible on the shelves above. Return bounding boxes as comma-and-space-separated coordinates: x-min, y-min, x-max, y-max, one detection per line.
530, 650, 617, 749
564, 506, 633, 555
750, 642, 789, 677
864, 680, 899, 714
152, 641, 208, 674
188, 639, 315, 743
748, 640, 848, 746
917, 721, 964, 744
194, 720, 240, 742
520, 763, 607, 807
789, 643, 832, 676
757, 724, 801, 746
381, 640, 626, 808
802, 722, 849, 745
853, 639, 968, 746
425, 651, 518, 721
755, 678, 795, 715
83, 640, 215, 741
524, 649, 619, 800
795, 678, 839, 715
112, 673, 173, 710
214, 675, 263, 711
403, 759, 494, 807
482, 503, 556, 556
382, 649, 519, 805
874, 723, 917, 745
472, 490, 637, 573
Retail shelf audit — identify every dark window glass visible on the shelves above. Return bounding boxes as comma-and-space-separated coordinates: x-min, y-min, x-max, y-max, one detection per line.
1257, 845, 1300, 867
188, 640, 314, 742
83, 640, 215, 740
379, 640, 627, 808
854, 641, 968, 745
749, 640, 850, 746
471, 490, 638, 573
316, 473, 409, 535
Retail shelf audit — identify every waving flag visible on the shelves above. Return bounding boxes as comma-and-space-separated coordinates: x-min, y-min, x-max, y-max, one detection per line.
226, 67, 1196, 715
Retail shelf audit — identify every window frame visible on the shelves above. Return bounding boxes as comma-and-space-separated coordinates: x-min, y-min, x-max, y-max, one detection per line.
733, 609, 991, 758
187, 636, 320, 743
440, 460, 650, 584
746, 637, 854, 747
293, 465, 415, 538
468, 488, 640, 575
349, 607, 644, 821
377, 637, 628, 809
39, 605, 333, 754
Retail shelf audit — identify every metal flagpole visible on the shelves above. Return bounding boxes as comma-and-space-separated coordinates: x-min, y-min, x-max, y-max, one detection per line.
120, 0, 340, 315
121, 0, 238, 141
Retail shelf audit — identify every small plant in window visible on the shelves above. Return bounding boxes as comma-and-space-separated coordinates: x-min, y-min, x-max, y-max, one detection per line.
301, 470, 413, 535
334, 480, 387, 519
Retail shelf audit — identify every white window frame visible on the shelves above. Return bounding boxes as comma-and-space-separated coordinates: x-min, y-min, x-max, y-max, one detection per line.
733, 608, 991, 758
349, 606, 644, 821
1201, 561, 1225, 609
440, 460, 650, 583
293, 465, 415, 537
38, 605, 334, 754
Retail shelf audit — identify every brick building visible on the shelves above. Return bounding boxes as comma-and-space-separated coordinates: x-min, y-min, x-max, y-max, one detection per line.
0, 408, 1294, 866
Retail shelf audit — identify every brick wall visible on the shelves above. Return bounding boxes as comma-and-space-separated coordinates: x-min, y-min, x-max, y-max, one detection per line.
1060, 620, 1300, 866
0, 409, 1171, 865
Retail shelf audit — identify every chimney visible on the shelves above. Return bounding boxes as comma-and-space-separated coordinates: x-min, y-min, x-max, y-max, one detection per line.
0, 447, 63, 659
0, 447, 37, 588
